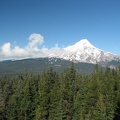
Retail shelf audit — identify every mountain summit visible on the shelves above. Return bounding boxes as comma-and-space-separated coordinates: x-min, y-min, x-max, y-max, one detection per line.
2, 39, 119, 67
58, 39, 120, 64
72, 39, 94, 48
64, 39, 95, 52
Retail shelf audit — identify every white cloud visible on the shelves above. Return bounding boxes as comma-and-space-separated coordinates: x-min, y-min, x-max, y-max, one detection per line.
1, 42, 11, 57
12, 46, 28, 58
0, 43, 28, 59
0, 33, 64, 60
27, 33, 44, 50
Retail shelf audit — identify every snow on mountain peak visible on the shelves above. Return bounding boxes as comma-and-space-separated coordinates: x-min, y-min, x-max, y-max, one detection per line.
59, 39, 120, 64
74, 39, 95, 48
76, 39, 91, 45
64, 39, 95, 52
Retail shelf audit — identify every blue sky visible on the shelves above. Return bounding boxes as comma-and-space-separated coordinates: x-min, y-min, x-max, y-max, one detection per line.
0, 0, 120, 59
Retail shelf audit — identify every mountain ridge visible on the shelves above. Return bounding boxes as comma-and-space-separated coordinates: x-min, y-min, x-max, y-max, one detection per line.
1, 39, 120, 66
57, 39, 120, 64
1, 38, 120, 76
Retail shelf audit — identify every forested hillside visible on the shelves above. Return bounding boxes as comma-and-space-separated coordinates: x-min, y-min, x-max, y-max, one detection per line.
0, 64, 120, 120
0, 58, 100, 76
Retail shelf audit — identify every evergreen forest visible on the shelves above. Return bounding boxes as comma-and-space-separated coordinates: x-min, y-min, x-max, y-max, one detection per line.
0, 63, 120, 120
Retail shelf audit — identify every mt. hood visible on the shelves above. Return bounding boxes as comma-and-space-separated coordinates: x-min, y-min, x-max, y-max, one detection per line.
54, 39, 120, 65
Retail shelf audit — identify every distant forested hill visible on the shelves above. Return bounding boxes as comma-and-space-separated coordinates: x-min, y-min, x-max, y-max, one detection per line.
0, 58, 101, 77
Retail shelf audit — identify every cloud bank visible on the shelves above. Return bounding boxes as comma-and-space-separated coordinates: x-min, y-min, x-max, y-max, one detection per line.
0, 33, 63, 60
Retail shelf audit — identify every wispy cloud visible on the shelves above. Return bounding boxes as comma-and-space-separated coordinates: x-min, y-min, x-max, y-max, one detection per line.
0, 33, 63, 60
27, 33, 44, 50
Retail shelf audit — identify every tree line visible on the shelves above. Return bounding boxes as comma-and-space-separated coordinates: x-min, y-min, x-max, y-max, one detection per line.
0, 63, 120, 120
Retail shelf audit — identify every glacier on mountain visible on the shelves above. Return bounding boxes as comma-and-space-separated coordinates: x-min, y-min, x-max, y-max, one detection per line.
55, 39, 120, 64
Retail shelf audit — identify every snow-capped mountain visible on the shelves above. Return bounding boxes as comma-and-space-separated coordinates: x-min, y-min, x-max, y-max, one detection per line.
2, 39, 119, 66
57, 39, 120, 64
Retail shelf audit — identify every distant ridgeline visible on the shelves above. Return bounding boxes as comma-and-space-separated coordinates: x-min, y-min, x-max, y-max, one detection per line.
0, 62, 120, 119
0, 57, 119, 77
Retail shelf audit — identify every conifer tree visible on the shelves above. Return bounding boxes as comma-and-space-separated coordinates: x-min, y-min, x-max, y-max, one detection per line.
61, 63, 76, 120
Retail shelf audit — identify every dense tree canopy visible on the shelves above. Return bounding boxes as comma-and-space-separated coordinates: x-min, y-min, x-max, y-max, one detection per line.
0, 64, 120, 120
